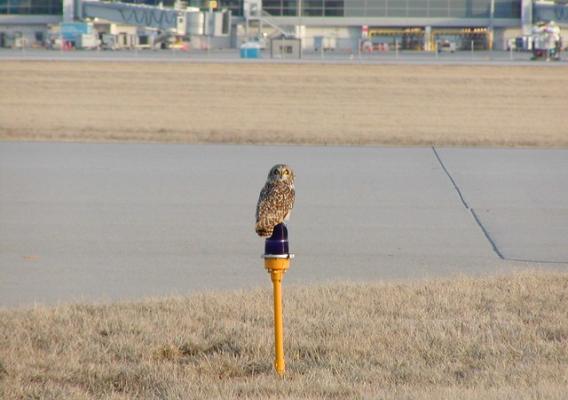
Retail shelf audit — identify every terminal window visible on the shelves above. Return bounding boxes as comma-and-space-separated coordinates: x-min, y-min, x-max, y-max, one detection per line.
264, 0, 521, 18
0, 0, 63, 15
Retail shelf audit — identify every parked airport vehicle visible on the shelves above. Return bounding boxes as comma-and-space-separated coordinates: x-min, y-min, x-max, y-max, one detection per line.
531, 21, 562, 61
437, 40, 456, 53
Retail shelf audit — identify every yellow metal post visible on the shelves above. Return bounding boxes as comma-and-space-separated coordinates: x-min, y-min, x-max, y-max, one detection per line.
265, 257, 290, 377
271, 269, 285, 376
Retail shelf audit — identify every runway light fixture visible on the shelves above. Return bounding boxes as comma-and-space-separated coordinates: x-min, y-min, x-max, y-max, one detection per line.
262, 223, 294, 377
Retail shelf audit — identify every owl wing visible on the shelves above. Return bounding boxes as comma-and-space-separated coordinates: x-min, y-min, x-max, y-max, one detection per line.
255, 182, 295, 237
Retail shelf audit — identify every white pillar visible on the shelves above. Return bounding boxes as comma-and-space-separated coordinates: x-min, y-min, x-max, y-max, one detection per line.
424, 25, 432, 51
63, 0, 74, 22
295, 25, 305, 48
521, 0, 533, 36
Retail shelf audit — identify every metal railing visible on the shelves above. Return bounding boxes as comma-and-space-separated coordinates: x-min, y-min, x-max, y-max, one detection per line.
259, 10, 295, 37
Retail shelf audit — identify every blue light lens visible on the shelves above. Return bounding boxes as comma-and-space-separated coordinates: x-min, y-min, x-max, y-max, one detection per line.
264, 223, 289, 255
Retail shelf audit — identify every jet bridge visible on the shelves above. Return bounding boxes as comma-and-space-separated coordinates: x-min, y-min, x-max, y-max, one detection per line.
80, 0, 230, 37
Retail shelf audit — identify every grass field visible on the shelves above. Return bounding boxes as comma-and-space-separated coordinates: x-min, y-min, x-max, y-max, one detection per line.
1, 271, 567, 399
0, 61, 567, 147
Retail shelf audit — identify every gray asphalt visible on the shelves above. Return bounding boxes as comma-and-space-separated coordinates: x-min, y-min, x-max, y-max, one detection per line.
2, 48, 567, 66
1, 143, 566, 307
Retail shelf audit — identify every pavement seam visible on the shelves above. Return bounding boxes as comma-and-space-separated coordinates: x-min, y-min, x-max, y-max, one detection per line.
431, 146, 506, 260
470, 208, 505, 260
431, 146, 470, 209
507, 258, 568, 264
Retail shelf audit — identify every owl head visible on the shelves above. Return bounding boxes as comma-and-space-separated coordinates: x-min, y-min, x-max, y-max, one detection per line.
267, 164, 295, 183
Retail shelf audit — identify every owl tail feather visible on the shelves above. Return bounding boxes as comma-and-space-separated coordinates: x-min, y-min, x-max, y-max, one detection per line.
255, 222, 273, 237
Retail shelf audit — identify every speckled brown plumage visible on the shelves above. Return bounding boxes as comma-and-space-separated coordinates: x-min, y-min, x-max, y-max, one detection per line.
255, 164, 295, 237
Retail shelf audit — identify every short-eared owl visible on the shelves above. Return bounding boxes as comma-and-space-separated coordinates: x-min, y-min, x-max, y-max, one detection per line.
255, 164, 295, 237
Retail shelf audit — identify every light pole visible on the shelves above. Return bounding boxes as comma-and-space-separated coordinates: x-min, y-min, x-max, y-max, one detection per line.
489, 0, 495, 51
297, 0, 303, 41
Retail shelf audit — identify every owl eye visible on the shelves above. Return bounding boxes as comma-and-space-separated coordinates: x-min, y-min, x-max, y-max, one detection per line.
283, 170, 289, 175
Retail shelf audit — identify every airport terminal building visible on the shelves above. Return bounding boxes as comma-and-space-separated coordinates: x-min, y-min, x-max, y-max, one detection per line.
254, 0, 525, 50
1, 0, 567, 50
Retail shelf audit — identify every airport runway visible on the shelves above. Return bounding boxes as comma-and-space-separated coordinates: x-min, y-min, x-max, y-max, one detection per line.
1, 142, 567, 306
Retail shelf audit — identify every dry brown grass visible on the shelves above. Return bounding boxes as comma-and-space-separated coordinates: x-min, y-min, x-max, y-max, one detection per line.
0, 61, 567, 147
1, 271, 567, 399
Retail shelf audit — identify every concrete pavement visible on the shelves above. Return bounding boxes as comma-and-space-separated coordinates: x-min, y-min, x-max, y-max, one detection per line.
436, 148, 568, 263
1, 142, 566, 306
